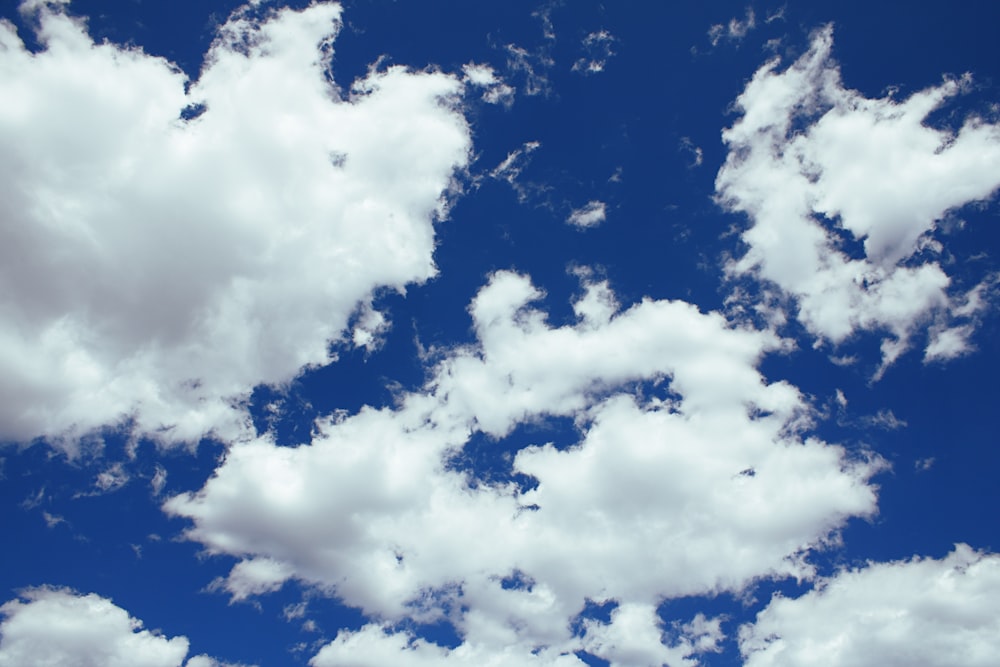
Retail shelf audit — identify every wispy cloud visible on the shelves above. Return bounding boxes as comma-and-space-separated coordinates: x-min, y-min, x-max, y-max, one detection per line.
708, 7, 756, 46
566, 200, 607, 228
572, 30, 616, 74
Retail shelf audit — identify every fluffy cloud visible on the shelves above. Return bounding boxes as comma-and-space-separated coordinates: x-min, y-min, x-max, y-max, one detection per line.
166, 270, 883, 663
581, 604, 723, 667
312, 608, 721, 667
0, 587, 220, 667
740, 544, 1000, 667
716, 26, 1000, 373
0, 1, 471, 451
311, 624, 586, 667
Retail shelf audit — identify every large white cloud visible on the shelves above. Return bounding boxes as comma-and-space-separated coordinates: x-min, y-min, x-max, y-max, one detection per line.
716, 25, 1000, 373
0, 1, 471, 451
739, 544, 1000, 667
0, 587, 231, 667
166, 270, 883, 664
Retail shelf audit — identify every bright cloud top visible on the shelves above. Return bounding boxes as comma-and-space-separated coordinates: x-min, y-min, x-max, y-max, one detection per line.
0, 587, 230, 667
716, 26, 1000, 373
166, 271, 882, 664
0, 1, 471, 451
740, 545, 1000, 667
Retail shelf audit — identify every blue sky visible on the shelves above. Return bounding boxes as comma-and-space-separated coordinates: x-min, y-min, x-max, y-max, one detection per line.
2, 1, 1000, 665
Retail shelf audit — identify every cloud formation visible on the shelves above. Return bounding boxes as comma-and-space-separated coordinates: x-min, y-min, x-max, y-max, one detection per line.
166, 270, 882, 663
566, 200, 607, 228
462, 63, 515, 107
0, 587, 229, 667
572, 30, 615, 75
0, 1, 471, 451
740, 545, 1000, 667
716, 26, 1000, 373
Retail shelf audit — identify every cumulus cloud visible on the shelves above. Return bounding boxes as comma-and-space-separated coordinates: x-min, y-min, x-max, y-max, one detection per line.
166, 270, 883, 663
0, 1, 471, 452
350, 302, 390, 353
0, 587, 224, 667
311, 624, 586, 667
581, 604, 723, 667
716, 26, 1000, 374
566, 200, 607, 228
740, 545, 1000, 667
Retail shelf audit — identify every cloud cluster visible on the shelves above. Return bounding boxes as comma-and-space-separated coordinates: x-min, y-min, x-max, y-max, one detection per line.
166, 270, 882, 664
740, 545, 1000, 667
0, 1, 471, 451
572, 30, 615, 75
462, 63, 515, 107
0, 587, 233, 667
716, 26, 1000, 373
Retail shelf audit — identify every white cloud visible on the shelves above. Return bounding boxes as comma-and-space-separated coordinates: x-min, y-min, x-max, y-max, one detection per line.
504, 44, 553, 97
95, 462, 130, 493
212, 557, 294, 602
311, 623, 585, 666
715, 26, 1000, 374
679, 137, 704, 168
532, 2, 558, 42
350, 302, 390, 353
708, 8, 756, 47
834, 388, 847, 408
462, 63, 515, 107
860, 409, 907, 431
0, 587, 206, 667
489, 140, 542, 202
185, 657, 255, 667
166, 270, 883, 663
0, 1, 471, 452
924, 322, 975, 361
740, 545, 1000, 667
151, 465, 168, 496
566, 200, 607, 228
581, 604, 723, 667
572, 30, 615, 75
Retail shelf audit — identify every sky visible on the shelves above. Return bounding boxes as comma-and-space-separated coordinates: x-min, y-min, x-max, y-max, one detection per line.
1, 1, 1000, 665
